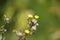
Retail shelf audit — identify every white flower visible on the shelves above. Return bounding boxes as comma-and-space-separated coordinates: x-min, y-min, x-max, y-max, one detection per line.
31, 25, 37, 30
4, 29, 7, 32
32, 19, 37, 24
5, 18, 10, 21
5, 17, 10, 23
16, 32, 23, 36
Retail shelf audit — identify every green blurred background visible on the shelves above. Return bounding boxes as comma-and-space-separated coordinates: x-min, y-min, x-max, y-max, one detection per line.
0, 0, 60, 40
